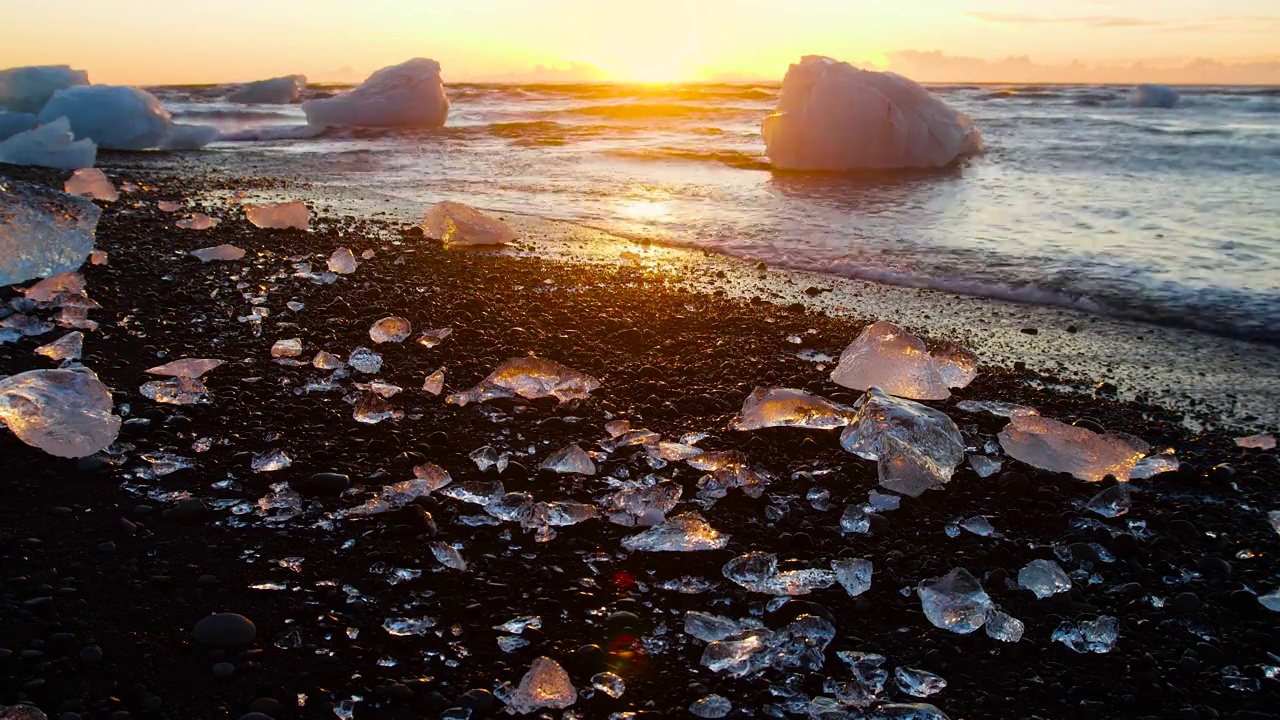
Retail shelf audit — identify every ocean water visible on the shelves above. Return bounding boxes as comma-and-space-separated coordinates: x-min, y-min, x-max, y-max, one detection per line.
156, 82, 1280, 343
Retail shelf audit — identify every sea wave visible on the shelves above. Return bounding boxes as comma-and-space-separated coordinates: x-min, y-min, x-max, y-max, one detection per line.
605, 147, 771, 171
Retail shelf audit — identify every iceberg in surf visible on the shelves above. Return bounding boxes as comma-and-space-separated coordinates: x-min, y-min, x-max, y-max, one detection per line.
1132, 84, 1179, 109
762, 56, 983, 171
0, 65, 89, 113
0, 117, 96, 170
228, 75, 306, 104
37, 85, 218, 150
302, 58, 448, 128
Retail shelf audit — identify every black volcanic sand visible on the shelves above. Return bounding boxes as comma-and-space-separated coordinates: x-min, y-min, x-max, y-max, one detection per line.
2, 165, 1279, 720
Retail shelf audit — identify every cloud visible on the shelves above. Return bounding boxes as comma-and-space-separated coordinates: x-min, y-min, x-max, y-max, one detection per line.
886, 49, 1280, 84
965, 12, 1163, 28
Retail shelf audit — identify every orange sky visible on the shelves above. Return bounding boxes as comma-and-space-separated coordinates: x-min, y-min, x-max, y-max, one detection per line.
2, 0, 1279, 85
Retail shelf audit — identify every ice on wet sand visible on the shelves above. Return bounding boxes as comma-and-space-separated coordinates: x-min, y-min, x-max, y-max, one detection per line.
830, 322, 951, 400
176, 214, 218, 230
1051, 616, 1119, 653
728, 387, 856, 431
999, 414, 1148, 482
917, 568, 993, 634
190, 244, 245, 262
422, 201, 517, 248
0, 368, 121, 458
347, 347, 383, 374
251, 449, 291, 472
145, 358, 224, 378
1086, 483, 1132, 518
430, 541, 467, 571
1, 180, 100, 287
369, 317, 411, 344
34, 331, 83, 362
271, 338, 303, 358
498, 656, 576, 714
540, 444, 596, 475
689, 695, 732, 718
722, 552, 834, 595
422, 368, 445, 395
246, 201, 309, 230
700, 615, 835, 678
1236, 433, 1275, 450
327, 247, 358, 274
447, 356, 600, 406
895, 667, 947, 698
621, 512, 728, 552
1017, 559, 1071, 599
140, 377, 209, 405
63, 168, 118, 201
841, 387, 964, 497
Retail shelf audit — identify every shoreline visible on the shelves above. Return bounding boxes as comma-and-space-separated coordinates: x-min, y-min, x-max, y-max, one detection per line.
2, 164, 1279, 719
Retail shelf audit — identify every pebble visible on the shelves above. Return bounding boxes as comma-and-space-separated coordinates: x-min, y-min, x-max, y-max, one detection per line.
79, 645, 103, 662
1195, 557, 1231, 576
1171, 592, 1201, 614
212, 662, 236, 678
457, 689, 495, 715
248, 698, 281, 715
193, 613, 257, 646
170, 498, 208, 521
298, 472, 350, 497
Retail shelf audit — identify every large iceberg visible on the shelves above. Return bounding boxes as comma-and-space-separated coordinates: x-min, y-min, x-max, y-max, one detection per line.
228, 75, 306, 104
1, 180, 100, 286
0, 112, 38, 141
0, 65, 89, 113
1132, 84, 1178, 109
0, 117, 96, 170
762, 56, 983, 171
302, 58, 449, 128
37, 85, 218, 150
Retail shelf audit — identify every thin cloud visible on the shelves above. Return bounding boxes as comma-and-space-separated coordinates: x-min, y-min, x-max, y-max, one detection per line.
966, 12, 1164, 28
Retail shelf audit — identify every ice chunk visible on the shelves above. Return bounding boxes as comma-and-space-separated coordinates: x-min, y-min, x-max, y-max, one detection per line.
422, 368, 445, 395
729, 386, 855, 431
430, 541, 467, 571
347, 347, 383, 374
440, 480, 506, 506
353, 393, 395, 424
1236, 433, 1276, 450
271, 338, 303, 358
417, 327, 453, 348
0, 180, 99, 286
246, 201, 309, 230
841, 388, 964, 497
688, 449, 773, 499
763, 56, 983, 171
498, 657, 576, 714
369, 316, 410, 344
835, 650, 889, 708
251, 449, 291, 472
689, 695, 732, 718
984, 609, 1024, 643
0, 65, 89, 113
968, 455, 1002, 478
422, 201, 517, 248
1259, 590, 1280, 612
327, 247, 358, 274
447, 356, 600, 406
684, 612, 762, 642
0, 111, 37, 141
1131, 453, 1180, 479
1051, 616, 1119, 653
303, 58, 448, 129
312, 351, 344, 370
145, 358, 224, 378
228, 75, 306, 104
869, 704, 952, 720
895, 667, 946, 698
540, 444, 596, 475
176, 214, 218, 230
700, 615, 835, 678
1017, 559, 1071, 599
833, 558, 873, 597
190, 244, 245, 262
621, 512, 727, 552
955, 400, 1038, 418
930, 342, 978, 389
590, 672, 625, 699
601, 481, 682, 523
830, 322, 951, 400
999, 415, 1147, 482
38, 85, 218, 150
1132, 84, 1179, 108
0, 368, 120, 458
722, 552, 835, 595
917, 568, 993, 634
34, 331, 82, 362
1086, 483, 1131, 518
0, 117, 97, 170
157, 200, 181, 212
63, 169, 117, 201
958, 516, 997, 537
140, 377, 209, 405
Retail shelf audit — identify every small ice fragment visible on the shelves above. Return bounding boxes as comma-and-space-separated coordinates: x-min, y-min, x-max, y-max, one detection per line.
140, 377, 209, 405
842, 388, 964, 498
605, 419, 630, 437
347, 347, 383, 374
894, 667, 947, 698
423, 368, 445, 395
0, 368, 121, 458
1236, 433, 1275, 450
0, 181, 99, 287
498, 635, 529, 652
959, 516, 997, 537
430, 541, 467, 571
955, 400, 1038, 418
270, 338, 303, 358
190, 244, 245, 262
868, 490, 900, 512
833, 558, 873, 597
157, 200, 181, 212
840, 505, 870, 534
1131, 453, 1180, 479
540, 444, 596, 475
930, 342, 978, 389
1000, 415, 1148, 482
969, 455, 1002, 478
357, 381, 401, 398
917, 568, 993, 634
590, 672, 625, 699
34, 331, 83, 361
312, 351, 344, 370
447, 356, 600, 406
369, 316, 411, 344
1258, 590, 1280, 612
176, 214, 218, 230
728, 386, 856, 431
245, 201, 309, 230
417, 327, 453, 348
830, 322, 951, 400
722, 552, 835, 595
422, 201, 517, 248
89, 249, 106, 265
251, 449, 291, 472
383, 617, 437, 636
500, 657, 577, 714
1017, 559, 1071, 599
1051, 616, 1119, 653
984, 609, 1024, 642
352, 393, 394, 424
1270, 510, 1280, 537
327, 247, 358, 274
684, 612, 761, 642
64, 168, 118, 201
870, 705, 952, 720
689, 695, 732, 719
700, 615, 835, 678
145, 358, 225, 378
469, 446, 508, 473
1086, 484, 1131, 518
494, 616, 542, 634
621, 512, 727, 552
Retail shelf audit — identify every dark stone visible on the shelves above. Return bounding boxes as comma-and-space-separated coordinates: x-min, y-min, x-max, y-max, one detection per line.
193, 613, 257, 646
1195, 557, 1231, 576
298, 472, 350, 497
212, 661, 236, 678
247, 698, 281, 715
457, 689, 496, 715
170, 498, 207, 521
79, 645, 103, 662
1171, 592, 1201, 614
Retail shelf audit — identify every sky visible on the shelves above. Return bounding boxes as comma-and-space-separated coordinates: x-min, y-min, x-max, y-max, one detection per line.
2, 0, 1279, 84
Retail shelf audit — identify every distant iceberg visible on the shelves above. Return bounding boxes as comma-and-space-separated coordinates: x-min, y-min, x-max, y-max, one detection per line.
0, 65, 89, 114
762, 56, 983, 171
1131, 84, 1179, 109
302, 58, 448, 128
0, 116, 97, 170
37, 85, 219, 150
228, 74, 307, 104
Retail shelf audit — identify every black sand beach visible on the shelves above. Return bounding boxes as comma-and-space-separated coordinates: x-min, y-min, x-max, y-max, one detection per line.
2, 162, 1279, 720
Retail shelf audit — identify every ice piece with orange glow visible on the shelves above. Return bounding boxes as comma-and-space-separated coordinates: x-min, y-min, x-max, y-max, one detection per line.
303, 58, 448, 129
830, 322, 952, 401
422, 201, 516, 248
621, 512, 728, 552
246, 201, 309, 230
999, 414, 1148, 482
0, 368, 121, 458
63, 168, 117, 201
729, 386, 855, 431
446, 356, 599, 406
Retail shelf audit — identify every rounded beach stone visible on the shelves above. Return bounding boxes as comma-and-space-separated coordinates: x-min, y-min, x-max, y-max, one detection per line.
193, 613, 257, 646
